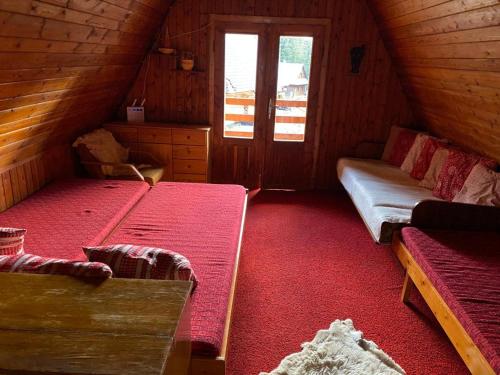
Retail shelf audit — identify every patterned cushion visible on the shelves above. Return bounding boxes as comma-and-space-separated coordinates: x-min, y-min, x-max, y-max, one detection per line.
382, 126, 403, 162
411, 137, 447, 180
453, 164, 500, 206
387, 128, 419, 167
83, 244, 198, 290
0, 254, 112, 278
419, 148, 449, 190
0, 228, 26, 256
401, 133, 428, 174
433, 149, 497, 201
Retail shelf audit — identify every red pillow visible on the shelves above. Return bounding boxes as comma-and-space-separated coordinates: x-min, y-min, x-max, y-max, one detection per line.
0, 227, 26, 256
387, 129, 418, 167
411, 138, 447, 180
0, 254, 112, 278
433, 149, 497, 201
83, 244, 198, 290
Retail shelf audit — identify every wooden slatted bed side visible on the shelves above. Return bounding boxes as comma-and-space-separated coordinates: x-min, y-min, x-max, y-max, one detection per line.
190, 192, 249, 375
394, 234, 496, 375
0, 145, 75, 212
0, 273, 192, 375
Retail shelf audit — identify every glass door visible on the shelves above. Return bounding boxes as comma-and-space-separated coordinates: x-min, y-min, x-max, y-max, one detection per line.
273, 35, 313, 142
211, 18, 329, 190
263, 24, 327, 189
223, 33, 259, 139
212, 22, 269, 188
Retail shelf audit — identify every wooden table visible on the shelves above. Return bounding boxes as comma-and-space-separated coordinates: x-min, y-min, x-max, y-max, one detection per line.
0, 273, 192, 375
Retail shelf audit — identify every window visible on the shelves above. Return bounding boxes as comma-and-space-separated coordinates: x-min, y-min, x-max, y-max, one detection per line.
273, 36, 313, 142
223, 33, 259, 139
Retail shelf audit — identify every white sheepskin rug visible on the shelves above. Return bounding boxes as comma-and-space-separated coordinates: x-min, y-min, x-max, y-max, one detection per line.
260, 319, 406, 375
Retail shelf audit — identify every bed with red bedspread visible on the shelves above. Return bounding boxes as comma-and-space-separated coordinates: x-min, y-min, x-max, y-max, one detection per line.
104, 182, 247, 357
0, 178, 247, 367
401, 227, 500, 373
0, 179, 149, 260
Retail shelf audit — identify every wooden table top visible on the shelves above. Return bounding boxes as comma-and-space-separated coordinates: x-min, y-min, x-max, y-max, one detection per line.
0, 273, 192, 375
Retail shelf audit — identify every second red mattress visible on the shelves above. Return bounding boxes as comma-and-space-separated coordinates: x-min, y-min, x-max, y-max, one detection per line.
105, 182, 247, 357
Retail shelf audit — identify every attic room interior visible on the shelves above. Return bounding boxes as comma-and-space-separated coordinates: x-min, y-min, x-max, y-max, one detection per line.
0, 0, 499, 374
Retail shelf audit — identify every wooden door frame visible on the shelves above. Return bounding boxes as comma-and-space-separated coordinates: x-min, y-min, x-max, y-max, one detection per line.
209, 15, 331, 188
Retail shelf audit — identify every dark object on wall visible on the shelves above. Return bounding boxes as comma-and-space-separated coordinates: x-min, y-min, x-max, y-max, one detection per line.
350, 45, 366, 74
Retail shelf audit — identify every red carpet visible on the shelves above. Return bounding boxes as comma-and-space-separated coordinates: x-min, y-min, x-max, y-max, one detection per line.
227, 190, 468, 375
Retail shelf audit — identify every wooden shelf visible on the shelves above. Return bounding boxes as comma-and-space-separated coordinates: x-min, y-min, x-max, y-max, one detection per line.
170, 69, 206, 74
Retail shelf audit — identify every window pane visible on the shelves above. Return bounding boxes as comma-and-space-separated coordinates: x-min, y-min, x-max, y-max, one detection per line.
224, 33, 259, 139
274, 36, 313, 142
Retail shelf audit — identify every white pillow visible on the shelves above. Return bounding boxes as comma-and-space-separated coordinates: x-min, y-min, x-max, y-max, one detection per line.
453, 164, 499, 206
73, 128, 128, 164
401, 133, 428, 174
419, 148, 449, 190
73, 129, 130, 176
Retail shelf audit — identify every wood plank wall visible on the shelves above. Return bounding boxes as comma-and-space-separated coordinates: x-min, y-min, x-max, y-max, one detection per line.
369, 0, 500, 162
0, 0, 172, 204
0, 146, 73, 212
124, 0, 414, 188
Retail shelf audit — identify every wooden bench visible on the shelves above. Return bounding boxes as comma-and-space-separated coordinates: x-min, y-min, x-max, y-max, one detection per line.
392, 203, 500, 375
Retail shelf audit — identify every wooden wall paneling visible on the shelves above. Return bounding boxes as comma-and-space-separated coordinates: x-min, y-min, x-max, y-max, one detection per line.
123, 0, 413, 189
0, 100, 120, 171
0, 175, 6, 212
0, 0, 174, 206
0, 145, 73, 212
1, 172, 14, 208
9, 167, 21, 204
370, 0, 500, 162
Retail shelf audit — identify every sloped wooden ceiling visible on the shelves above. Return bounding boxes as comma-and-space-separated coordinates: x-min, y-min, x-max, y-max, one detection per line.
0, 0, 172, 171
369, 0, 500, 162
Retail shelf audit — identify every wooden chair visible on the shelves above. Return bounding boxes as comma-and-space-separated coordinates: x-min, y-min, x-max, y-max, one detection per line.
76, 144, 164, 186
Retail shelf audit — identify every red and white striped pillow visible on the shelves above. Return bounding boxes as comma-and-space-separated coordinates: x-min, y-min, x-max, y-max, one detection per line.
0, 254, 113, 278
386, 128, 419, 167
83, 244, 198, 290
0, 227, 26, 255
433, 149, 497, 201
453, 164, 500, 206
411, 137, 448, 180
401, 133, 429, 174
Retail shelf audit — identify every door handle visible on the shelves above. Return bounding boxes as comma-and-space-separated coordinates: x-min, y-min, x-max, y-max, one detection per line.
268, 98, 275, 120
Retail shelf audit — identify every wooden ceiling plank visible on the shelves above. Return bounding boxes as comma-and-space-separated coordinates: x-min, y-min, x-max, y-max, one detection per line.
369, 0, 500, 162
384, 0, 498, 30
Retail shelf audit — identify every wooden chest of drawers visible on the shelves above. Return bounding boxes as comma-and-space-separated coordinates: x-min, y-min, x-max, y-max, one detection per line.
104, 122, 211, 183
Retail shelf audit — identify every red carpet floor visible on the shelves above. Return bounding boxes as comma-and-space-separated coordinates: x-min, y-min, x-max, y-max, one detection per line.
226, 190, 468, 375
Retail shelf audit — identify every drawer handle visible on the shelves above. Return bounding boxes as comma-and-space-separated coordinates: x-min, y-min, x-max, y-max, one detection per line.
187, 136, 191, 140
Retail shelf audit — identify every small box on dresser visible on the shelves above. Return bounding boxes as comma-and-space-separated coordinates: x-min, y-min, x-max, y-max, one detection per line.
104, 122, 211, 183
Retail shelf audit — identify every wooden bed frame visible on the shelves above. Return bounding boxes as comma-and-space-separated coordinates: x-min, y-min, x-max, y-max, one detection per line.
393, 233, 496, 375
190, 193, 248, 375
0, 202, 247, 375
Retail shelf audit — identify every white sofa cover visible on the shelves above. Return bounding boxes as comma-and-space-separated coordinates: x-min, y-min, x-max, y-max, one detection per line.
337, 158, 441, 243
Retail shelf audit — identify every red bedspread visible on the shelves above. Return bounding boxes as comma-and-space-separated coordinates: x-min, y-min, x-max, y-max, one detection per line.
402, 227, 500, 373
0, 179, 149, 260
105, 182, 247, 357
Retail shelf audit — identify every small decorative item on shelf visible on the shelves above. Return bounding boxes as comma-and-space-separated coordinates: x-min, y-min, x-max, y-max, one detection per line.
180, 51, 195, 71
158, 25, 176, 55
158, 47, 176, 55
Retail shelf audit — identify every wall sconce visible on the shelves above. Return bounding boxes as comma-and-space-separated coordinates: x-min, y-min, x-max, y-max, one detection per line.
350, 45, 366, 74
